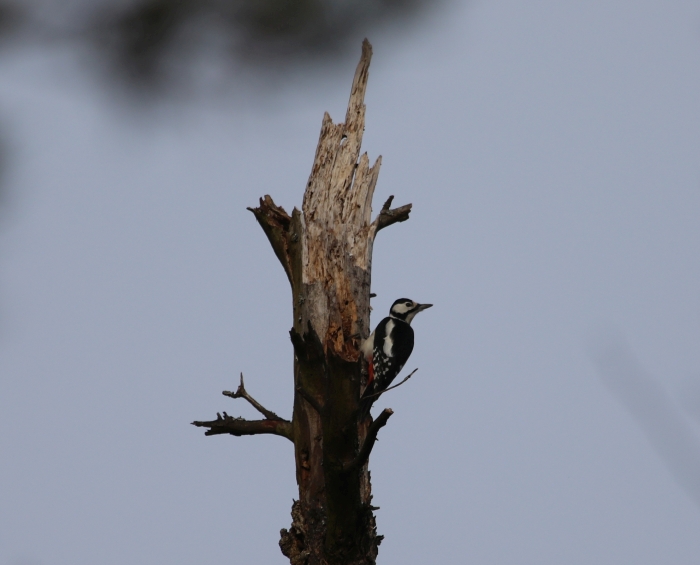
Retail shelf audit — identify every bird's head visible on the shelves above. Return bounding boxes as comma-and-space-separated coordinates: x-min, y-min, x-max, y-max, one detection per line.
389, 298, 433, 325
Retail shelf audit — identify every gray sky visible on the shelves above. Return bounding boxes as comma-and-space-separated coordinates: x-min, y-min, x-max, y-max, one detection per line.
1, 1, 700, 564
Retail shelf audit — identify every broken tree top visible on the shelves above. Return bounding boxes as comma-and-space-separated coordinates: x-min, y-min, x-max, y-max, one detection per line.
248, 39, 411, 358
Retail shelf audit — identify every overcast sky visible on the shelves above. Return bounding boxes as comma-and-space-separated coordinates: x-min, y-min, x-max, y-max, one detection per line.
1, 1, 700, 564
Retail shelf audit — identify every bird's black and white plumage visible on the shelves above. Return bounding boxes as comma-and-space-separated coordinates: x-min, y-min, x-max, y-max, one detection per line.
360, 298, 432, 404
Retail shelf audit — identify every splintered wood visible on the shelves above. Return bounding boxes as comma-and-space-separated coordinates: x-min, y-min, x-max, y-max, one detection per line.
301, 40, 381, 358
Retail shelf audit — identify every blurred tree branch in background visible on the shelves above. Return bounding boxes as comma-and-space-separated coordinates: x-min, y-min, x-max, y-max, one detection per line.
0, 0, 440, 206
0, 0, 437, 89
596, 343, 700, 509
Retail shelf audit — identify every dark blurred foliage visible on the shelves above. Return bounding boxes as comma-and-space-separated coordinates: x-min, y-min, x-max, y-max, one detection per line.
0, 0, 435, 89
0, 0, 438, 204
101, 0, 429, 82
0, 2, 24, 210
0, 0, 439, 206
0, 0, 23, 43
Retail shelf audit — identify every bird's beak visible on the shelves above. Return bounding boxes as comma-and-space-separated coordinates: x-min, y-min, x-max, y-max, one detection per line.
416, 303, 433, 312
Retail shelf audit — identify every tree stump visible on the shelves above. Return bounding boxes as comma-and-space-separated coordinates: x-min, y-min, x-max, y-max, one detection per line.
194, 39, 412, 565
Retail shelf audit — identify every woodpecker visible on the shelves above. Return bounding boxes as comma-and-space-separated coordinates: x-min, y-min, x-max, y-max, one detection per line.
360, 298, 432, 404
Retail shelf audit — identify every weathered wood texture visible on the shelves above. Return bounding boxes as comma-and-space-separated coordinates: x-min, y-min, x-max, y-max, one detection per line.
194, 39, 412, 565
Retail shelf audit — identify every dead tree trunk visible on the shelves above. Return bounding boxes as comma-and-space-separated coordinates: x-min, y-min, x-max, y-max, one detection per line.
193, 39, 411, 565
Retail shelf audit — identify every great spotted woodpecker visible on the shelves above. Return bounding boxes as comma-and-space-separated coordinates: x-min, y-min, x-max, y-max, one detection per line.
360, 298, 432, 403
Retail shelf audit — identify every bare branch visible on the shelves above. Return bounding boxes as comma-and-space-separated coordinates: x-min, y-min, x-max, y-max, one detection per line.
374, 195, 412, 233
196, 373, 290, 440
223, 373, 285, 421
362, 368, 418, 400
192, 412, 293, 441
345, 408, 393, 471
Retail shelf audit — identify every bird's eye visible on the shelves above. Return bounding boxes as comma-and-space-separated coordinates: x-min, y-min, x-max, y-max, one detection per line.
405, 301, 412, 307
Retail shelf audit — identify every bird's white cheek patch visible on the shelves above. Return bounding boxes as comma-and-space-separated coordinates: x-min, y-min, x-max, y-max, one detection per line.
383, 320, 395, 357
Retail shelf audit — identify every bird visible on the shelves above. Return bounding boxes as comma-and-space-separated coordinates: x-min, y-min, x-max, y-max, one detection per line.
360, 298, 432, 407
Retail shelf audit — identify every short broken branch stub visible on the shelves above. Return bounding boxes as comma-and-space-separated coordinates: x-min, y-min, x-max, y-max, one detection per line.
374, 195, 412, 233
247, 196, 294, 285
346, 408, 394, 471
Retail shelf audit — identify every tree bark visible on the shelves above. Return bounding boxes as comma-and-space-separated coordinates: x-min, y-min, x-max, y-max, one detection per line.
194, 39, 411, 565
